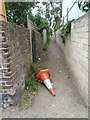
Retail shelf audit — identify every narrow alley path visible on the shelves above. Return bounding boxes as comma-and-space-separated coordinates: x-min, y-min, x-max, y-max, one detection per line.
2, 38, 88, 118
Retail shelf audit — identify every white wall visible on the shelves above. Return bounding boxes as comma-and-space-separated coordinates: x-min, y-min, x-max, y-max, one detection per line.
56, 12, 89, 106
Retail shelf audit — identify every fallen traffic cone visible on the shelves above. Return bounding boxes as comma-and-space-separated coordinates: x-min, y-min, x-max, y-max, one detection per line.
36, 69, 56, 96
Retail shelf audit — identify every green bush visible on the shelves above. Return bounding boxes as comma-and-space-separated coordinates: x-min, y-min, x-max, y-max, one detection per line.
61, 20, 74, 44
33, 14, 49, 33
78, 0, 90, 13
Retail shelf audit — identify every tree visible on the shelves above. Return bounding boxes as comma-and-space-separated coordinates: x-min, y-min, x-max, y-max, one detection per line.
42, 1, 62, 31
5, 1, 62, 32
33, 14, 49, 33
5, 2, 36, 27
51, 1, 62, 31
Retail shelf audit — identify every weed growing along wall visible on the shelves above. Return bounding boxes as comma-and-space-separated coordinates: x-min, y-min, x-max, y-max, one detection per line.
56, 12, 89, 106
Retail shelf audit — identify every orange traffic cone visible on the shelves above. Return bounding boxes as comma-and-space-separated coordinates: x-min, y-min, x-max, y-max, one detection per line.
36, 69, 56, 96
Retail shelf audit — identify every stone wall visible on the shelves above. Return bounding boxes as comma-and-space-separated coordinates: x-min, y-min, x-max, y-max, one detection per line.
0, 21, 32, 108
56, 12, 89, 106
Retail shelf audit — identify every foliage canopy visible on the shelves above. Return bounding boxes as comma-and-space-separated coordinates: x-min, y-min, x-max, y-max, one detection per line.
33, 14, 49, 33
77, 0, 90, 12
61, 20, 74, 44
5, 2, 36, 27
5, 2, 62, 32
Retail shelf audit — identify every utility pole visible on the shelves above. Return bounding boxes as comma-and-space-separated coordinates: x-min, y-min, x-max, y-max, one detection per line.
0, 0, 7, 21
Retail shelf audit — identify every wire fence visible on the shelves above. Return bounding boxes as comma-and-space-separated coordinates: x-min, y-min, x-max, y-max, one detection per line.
62, 0, 84, 25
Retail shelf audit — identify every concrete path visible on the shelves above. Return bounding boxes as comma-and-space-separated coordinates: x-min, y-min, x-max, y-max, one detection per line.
2, 39, 88, 118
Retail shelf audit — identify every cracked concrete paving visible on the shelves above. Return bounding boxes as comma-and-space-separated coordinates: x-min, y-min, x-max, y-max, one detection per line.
2, 38, 88, 118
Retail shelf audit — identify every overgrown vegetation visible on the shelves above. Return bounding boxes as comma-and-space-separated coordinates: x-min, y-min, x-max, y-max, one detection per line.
43, 37, 51, 51
32, 14, 49, 33
61, 20, 74, 44
18, 62, 47, 109
25, 75, 38, 92
18, 73, 39, 109
5, 2, 36, 27
77, 0, 90, 12
5, 1, 62, 32
25, 62, 47, 92
30, 62, 47, 75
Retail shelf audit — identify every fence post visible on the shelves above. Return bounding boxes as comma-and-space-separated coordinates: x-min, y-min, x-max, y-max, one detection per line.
67, 8, 68, 22
27, 17, 33, 62
63, 16, 64, 25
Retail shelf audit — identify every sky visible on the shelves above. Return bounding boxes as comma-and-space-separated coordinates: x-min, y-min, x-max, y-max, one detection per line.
32, 0, 85, 22
32, 3, 46, 17
62, 0, 85, 23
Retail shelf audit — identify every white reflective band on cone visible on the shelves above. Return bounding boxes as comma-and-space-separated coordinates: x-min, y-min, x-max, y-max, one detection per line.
44, 79, 52, 90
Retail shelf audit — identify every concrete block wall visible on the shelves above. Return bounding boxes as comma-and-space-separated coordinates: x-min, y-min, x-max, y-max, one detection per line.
56, 12, 89, 106
0, 21, 32, 108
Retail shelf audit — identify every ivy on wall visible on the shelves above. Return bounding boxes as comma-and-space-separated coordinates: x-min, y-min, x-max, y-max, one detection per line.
61, 19, 74, 44
77, 0, 90, 13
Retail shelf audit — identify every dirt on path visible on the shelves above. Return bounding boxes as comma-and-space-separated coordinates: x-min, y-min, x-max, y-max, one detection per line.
2, 38, 88, 118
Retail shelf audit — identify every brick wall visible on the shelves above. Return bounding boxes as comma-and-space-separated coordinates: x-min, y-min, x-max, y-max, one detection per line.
0, 21, 32, 107
0, 19, 43, 108
56, 12, 89, 106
